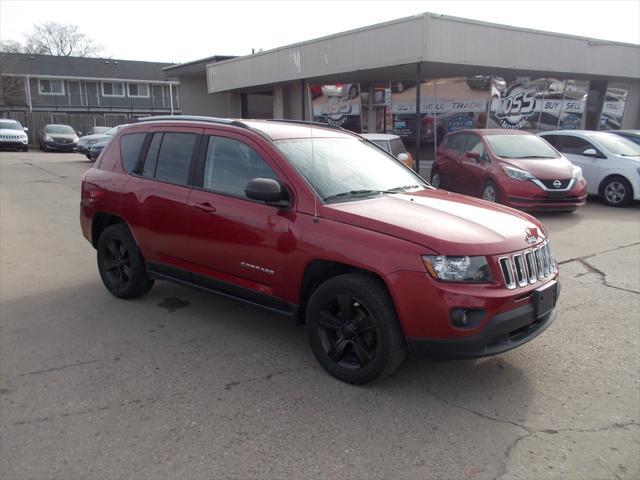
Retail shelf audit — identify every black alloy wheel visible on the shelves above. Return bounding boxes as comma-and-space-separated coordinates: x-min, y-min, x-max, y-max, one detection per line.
97, 224, 154, 299
317, 294, 377, 370
306, 273, 406, 384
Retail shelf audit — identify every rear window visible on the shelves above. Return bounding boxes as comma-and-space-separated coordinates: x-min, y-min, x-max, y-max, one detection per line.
485, 134, 560, 159
120, 133, 146, 173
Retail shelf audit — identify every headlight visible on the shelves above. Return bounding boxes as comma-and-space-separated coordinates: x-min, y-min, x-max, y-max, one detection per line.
572, 165, 583, 181
44, 134, 53, 142
422, 255, 493, 283
73, 137, 79, 143
503, 165, 534, 181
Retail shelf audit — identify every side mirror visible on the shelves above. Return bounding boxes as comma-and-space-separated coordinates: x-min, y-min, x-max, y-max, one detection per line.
465, 151, 481, 162
23, 127, 29, 132
245, 178, 289, 207
397, 153, 409, 163
582, 148, 599, 157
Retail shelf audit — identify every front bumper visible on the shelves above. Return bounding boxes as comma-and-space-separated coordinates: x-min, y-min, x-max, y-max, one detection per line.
43, 140, 77, 151
406, 303, 557, 358
0, 140, 28, 149
502, 177, 587, 211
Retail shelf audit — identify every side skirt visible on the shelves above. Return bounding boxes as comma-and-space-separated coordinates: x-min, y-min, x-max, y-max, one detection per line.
147, 261, 298, 318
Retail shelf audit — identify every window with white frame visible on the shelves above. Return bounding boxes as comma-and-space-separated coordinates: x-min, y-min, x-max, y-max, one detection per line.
102, 82, 125, 97
127, 83, 149, 98
38, 79, 65, 95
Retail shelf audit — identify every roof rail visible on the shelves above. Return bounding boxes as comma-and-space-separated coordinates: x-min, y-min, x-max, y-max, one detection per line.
135, 115, 273, 141
270, 119, 350, 132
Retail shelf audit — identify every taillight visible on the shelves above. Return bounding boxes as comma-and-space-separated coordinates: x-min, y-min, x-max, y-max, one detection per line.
422, 116, 434, 126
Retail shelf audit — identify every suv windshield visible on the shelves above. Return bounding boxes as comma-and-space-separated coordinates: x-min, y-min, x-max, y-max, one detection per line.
485, 134, 559, 159
275, 137, 427, 202
593, 133, 640, 156
105, 126, 120, 136
0, 120, 22, 131
45, 125, 75, 135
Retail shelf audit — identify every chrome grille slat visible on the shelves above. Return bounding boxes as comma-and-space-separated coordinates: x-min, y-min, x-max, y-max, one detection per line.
499, 241, 556, 289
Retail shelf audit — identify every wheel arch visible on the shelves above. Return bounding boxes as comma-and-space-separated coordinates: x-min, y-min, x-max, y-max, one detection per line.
91, 212, 128, 248
296, 259, 396, 325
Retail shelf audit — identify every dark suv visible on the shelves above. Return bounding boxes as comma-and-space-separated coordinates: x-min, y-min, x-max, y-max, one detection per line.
81, 116, 560, 384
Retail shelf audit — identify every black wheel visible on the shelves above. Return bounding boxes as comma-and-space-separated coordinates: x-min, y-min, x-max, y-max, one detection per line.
21, 146, 28, 152
430, 168, 441, 189
306, 273, 406, 384
481, 180, 500, 203
600, 176, 632, 207
97, 224, 154, 299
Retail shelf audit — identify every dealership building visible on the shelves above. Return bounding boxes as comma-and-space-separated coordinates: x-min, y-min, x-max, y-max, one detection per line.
165, 12, 640, 160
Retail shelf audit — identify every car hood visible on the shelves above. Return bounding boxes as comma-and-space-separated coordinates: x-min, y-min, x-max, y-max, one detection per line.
46, 133, 76, 140
0, 128, 26, 136
499, 157, 575, 180
322, 189, 547, 256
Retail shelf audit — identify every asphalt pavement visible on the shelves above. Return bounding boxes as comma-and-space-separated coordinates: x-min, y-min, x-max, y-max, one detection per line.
1, 151, 638, 480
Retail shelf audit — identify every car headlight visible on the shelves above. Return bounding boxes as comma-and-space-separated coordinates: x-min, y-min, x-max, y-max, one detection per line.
572, 165, 583, 181
44, 134, 53, 142
422, 255, 493, 283
503, 165, 535, 181
73, 137, 79, 143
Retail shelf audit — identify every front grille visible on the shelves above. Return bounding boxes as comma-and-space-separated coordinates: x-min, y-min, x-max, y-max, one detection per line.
0, 134, 22, 140
499, 241, 556, 289
540, 179, 571, 189
52, 137, 71, 144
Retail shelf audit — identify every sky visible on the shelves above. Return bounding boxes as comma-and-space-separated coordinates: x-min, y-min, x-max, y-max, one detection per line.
1, 0, 639, 64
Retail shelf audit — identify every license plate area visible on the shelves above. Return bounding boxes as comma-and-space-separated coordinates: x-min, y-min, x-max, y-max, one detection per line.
548, 191, 567, 199
533, 280, 558, 319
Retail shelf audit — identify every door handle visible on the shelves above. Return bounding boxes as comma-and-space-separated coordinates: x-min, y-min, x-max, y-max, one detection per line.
193, 202, 216, 214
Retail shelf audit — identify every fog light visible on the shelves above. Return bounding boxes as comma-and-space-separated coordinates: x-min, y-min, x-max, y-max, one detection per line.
450, 309, 485, 328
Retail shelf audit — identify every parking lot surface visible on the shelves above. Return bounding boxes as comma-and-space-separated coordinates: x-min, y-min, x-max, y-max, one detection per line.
1, 151, 639, 480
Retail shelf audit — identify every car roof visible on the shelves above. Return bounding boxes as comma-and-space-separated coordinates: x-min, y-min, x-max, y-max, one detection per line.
135, 116, 356, 141
539, 130, 618, 138
360, 133, 399, 141
448, 129, 533, 136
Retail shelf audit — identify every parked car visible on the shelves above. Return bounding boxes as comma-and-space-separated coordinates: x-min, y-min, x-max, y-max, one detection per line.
87, 126, 111, 135
0, 119, 29, 151
88, 137, 111, 161
81, 116, 560, 384
361, 133, 415, 169
609, 130, 640, 146
39, 124, 79, 152
78, 125, 122, 159
321, 83, 359, 99
431, 129, 587, 212
539, 130, 640, 206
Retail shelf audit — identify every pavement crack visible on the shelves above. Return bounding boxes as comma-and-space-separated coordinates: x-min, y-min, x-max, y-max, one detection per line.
558, 241, 640, 266
578, 258, 640, 295
18, 359, 101, 377
24, 161, 68, 179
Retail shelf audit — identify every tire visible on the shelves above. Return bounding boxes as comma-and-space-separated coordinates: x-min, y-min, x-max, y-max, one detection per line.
306, 273, 406, 384
96, 224, 154, 299
600, 176, 632, 207
481, 180, 500, 203
21, 146, 28, 152
430, 169, 441, 189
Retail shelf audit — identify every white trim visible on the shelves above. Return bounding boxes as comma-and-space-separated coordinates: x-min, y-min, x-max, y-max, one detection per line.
38, 78, 65, 95
127, 82, 150, 98
2, 73, 178, 85
101, 81, 125, 98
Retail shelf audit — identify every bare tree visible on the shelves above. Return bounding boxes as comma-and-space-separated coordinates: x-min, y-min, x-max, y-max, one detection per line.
1, 22, 102, 57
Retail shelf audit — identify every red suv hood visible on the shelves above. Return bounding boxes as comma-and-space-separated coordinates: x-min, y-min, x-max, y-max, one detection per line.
500, 157, 574, 180
322, 189, 546, 256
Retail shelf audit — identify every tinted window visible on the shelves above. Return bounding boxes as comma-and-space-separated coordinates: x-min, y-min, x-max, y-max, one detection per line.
142, 133, 162, 178
45, 125, 75, 134
120, 133, 146, 173
370, 140, 390, 153
203, 136, 277, 198
466, 136, 487, 160
154, 133, 197, 185
541, 135, 562, 148
557, 136, 594, 155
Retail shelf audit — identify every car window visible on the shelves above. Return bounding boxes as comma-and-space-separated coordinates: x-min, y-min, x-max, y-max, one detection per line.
142, 133, 162, 178
120, 133, 147, 173
557, 136, 596, 156
0, 120, 22, 130
369, 139, 389, 152
466, 136, 487, 160
150, 132, 198, 185
541, 135, 562, 149
484, 134, 560, 159
592, 134, 640, 156
448, 134, 467, 153
203, 136, 277, 198
388, 138, 406, 157
45, 125, 75, 135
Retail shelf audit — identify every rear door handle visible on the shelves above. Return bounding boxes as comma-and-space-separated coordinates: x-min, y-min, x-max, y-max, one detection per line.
193, 202, 216, 214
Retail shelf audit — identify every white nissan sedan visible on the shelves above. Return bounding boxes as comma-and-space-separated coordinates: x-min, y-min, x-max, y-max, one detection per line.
539, 130, 640, 207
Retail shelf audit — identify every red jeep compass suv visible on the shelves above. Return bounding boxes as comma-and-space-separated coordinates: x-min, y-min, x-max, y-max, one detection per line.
431, 129, 587, 212
81, 116, 560, 384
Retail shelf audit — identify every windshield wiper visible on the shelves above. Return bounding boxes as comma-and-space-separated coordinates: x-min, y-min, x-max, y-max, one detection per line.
512, 155, 550, 159
385, 184, 422, 192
